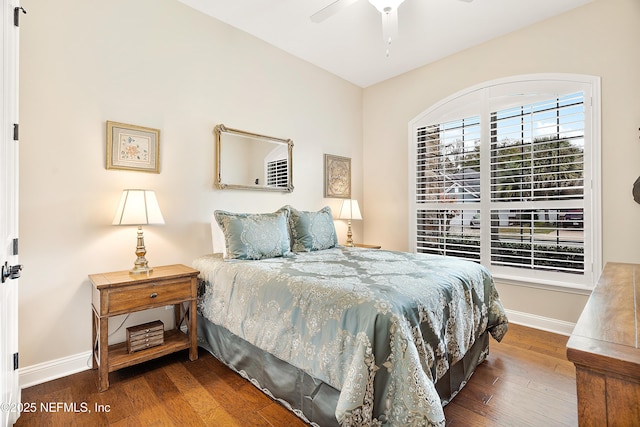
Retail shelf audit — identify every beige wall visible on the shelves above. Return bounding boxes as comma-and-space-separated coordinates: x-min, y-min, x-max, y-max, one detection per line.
18, 0, 363, 367
362, 0, 640, 323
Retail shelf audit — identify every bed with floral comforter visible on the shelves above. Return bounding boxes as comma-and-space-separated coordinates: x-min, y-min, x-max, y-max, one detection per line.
194, 246, 508, 427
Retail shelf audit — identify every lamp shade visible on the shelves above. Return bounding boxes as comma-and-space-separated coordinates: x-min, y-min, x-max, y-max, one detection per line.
338, 199, 363, 221
112, 189, 165, 226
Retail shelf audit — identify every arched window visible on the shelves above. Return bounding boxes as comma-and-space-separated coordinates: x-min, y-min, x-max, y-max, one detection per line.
409, 74, 601, 289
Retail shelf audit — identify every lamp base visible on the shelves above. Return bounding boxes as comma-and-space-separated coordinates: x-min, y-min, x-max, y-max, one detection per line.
130, 261, 153, 275
130, 268, 152, 275
345, 220, 355, 247
129, 226, 153, 275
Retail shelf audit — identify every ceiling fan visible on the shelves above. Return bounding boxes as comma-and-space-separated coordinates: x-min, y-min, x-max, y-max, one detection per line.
311, 0, 474, 55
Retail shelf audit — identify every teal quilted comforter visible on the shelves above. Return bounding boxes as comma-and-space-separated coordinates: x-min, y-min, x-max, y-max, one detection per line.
194, 247, 508, 426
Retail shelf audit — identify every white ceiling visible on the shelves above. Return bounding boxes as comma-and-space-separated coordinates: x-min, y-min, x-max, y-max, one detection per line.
177, 0, 592, 88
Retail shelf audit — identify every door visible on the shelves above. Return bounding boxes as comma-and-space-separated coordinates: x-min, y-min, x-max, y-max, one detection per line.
1, 1, 21, 426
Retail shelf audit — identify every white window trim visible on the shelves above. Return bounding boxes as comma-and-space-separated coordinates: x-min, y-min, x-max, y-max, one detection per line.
408, 73, 601, 290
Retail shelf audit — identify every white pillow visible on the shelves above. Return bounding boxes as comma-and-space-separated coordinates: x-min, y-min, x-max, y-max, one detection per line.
211, 213, 227, 255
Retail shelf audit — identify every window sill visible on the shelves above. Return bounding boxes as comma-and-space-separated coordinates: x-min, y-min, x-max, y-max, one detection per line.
492, 273, 593, 296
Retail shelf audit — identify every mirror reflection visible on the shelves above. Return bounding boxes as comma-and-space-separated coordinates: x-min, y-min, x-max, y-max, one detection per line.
214, 124, 294, 192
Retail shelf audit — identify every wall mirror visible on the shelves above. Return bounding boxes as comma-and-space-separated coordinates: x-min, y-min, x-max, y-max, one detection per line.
214, 124, 294, 192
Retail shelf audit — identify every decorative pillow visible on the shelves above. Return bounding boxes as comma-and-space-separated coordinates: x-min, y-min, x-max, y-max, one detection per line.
214, 209, 292, 260
286, 205, 338, 252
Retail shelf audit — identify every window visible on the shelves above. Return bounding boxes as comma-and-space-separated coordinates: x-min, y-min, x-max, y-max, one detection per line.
266, 158, 288, 188
416, 116, 481, 262
409, 75, 600, 289
264, 144, 289, 188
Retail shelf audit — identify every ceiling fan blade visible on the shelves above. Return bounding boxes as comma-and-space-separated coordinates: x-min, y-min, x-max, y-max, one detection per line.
310, 0, 360, 23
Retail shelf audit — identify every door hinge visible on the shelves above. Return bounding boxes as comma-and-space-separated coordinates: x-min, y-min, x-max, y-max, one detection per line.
13, 124, 18, 141
14, 7, 26, 27
12, 238, 18, 255
13, 353, 18, 370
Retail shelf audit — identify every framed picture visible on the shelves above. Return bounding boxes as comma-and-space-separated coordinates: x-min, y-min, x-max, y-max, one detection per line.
324, 154, 351, 198
106, 121, 160, 173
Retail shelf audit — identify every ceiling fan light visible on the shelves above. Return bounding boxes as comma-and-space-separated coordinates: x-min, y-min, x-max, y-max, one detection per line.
367, 0, 405, 14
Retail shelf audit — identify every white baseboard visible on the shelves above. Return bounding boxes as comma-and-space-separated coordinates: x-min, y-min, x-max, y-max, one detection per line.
505, 309, 575, 336
19, 351, 92, 389
16, 312, 574, 389
19, 326, 189, 389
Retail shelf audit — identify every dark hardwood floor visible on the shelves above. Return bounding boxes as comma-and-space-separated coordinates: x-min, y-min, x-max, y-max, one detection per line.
15, 323, 577, 426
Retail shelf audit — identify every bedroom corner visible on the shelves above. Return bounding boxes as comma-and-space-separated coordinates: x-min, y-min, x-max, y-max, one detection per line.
17, 0, 363, 385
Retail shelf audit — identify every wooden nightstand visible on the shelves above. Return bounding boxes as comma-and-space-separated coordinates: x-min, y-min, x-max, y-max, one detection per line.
354, 243, 381, 249
89, 264, 200, 391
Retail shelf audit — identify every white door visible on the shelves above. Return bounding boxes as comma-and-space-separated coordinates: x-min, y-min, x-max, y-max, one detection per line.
1, 1, 21, 426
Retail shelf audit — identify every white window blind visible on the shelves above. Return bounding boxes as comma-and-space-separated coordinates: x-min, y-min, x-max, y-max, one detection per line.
266, 158, 288, 188
409, 75, 600, 289
489, 92, 585, 275
416, 117, 481, 261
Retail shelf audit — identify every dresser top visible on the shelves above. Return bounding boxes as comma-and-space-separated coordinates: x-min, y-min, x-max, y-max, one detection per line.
570, 262, 638, 348
567, 262, 640, 375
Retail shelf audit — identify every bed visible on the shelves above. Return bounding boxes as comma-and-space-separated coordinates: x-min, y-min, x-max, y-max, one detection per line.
193, 206, 508, 426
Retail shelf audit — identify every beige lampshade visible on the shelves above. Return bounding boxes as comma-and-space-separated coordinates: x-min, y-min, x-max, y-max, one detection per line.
112, 189, 165, 226
338, 199, 363, 221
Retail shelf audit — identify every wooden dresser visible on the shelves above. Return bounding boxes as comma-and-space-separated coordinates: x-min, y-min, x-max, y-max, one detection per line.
566, 262, 640, 425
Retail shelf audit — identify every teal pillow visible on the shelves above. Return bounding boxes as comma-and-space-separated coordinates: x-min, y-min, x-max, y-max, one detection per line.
214, 209, 292, 260
286, 205, 338, 252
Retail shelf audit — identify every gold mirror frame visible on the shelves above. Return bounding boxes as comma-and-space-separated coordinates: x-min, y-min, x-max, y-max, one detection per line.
214, 124, 294, 192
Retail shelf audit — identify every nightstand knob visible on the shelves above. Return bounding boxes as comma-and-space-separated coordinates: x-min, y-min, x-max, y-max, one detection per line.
150, 292, 158, 298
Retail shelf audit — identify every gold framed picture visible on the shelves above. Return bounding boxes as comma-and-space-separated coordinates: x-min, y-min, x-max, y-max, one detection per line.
106, 121, 160, 173
324, 154, 351, 198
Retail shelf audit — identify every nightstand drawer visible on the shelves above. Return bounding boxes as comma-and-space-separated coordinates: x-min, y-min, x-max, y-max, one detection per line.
107, 278, 192, 314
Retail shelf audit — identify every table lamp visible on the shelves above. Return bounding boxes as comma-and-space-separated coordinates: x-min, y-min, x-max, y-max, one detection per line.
112, 189, 165, 274
338, 199, 362, 247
